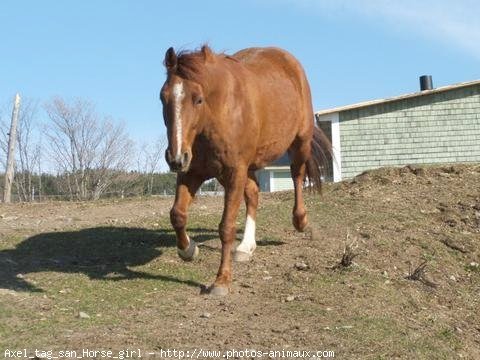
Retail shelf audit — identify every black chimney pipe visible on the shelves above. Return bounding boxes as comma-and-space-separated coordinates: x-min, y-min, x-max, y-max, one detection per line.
420, 75, 433, 91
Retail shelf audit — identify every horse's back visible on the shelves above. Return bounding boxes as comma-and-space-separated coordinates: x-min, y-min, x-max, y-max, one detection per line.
233, 47, 307, 92
233, 47, 301, 71
231, 47, 314, 167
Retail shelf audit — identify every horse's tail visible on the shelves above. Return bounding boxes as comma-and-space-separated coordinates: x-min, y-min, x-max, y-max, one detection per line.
305, 126, 332, 193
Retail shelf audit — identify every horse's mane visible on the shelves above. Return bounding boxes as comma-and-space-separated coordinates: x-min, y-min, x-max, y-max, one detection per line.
167, 45, 238, 83
175, 48, 208, 81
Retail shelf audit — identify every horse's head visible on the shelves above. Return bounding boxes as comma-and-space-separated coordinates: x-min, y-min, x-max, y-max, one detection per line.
160, 47, 211, 173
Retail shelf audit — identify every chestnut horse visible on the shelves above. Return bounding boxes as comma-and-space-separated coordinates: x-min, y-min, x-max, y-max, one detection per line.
160, 45, 330, 295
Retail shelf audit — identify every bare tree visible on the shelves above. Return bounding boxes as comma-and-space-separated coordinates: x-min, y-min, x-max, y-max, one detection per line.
90, 118, 134, 199
44, 97, 133, 200
137, 136, 167, 195
15, 100, 41, 201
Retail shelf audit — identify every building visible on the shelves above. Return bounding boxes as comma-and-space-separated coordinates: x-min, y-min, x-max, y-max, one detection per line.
256, 153, 293, 192
316, 78, 480, 181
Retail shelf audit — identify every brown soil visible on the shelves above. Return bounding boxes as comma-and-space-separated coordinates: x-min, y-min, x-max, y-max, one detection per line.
1, 164, 479, 359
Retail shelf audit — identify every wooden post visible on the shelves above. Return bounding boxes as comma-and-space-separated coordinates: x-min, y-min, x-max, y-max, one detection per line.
3, 93, 21, 203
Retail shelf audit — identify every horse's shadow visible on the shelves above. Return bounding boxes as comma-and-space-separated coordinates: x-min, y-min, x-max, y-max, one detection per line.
0, 226, 219, 292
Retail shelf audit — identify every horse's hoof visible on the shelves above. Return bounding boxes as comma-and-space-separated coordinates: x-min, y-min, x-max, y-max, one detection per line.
207, 285, 229, 296
233, 250, 252, 262
177, 240, 199, 261
293, 214, 308, 232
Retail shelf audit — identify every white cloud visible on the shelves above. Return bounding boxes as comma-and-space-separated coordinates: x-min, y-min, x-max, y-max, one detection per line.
278, 0, 480, 60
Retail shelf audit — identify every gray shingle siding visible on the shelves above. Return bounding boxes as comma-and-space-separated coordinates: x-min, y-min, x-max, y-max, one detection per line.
339, 85, 480, 179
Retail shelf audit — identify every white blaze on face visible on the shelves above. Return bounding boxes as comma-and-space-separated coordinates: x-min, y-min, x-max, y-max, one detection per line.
172, 81, 185, 160
237, 215, 256, 254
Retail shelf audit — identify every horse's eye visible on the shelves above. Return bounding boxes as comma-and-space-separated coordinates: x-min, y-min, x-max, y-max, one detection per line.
193, 95, 203, 105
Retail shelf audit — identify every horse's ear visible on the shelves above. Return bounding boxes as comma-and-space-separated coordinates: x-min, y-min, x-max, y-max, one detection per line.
201, 45, 215, 63
164, 47, 177, 71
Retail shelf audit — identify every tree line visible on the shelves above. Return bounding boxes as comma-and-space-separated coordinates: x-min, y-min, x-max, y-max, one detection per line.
0, 96, 179, 201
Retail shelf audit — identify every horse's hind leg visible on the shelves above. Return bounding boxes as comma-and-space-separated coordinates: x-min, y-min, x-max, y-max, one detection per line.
289, 136, 310, 232
234, 171, 259, 262
170, 172, 204, 261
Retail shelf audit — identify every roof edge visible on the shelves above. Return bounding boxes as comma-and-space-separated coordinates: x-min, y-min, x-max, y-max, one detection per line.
315, 79, 480, 116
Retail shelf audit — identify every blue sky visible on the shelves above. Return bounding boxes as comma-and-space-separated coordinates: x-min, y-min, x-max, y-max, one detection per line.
1, 0, 479, 146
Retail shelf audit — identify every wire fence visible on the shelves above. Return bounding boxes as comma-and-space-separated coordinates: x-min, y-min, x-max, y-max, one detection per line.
2, 191, 172, 203
1, 189, 226, 204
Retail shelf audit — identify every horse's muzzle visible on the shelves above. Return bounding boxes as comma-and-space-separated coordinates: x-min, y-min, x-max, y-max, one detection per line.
165, 148, 192, 173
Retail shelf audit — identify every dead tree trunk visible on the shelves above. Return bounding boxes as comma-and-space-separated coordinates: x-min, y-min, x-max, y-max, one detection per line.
3, 94, 21, 203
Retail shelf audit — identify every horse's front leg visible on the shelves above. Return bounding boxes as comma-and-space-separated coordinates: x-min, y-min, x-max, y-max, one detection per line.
170, 172, 204, 261
209, 167, 247, 295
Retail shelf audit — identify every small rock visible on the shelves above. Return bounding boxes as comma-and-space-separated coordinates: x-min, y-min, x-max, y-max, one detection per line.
449, 275, 456, 281
294, 262, 309, 271
384, 280, 391, 285
200, 312, 211, 319
470, 262, 479, 268
3, 216, 18, 221
337, 325, 354, 330
285, 295, 295, 302
78, 311, 90, 319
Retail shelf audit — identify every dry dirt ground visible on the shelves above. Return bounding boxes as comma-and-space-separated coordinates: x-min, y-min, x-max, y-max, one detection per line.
1, 164, 479, 359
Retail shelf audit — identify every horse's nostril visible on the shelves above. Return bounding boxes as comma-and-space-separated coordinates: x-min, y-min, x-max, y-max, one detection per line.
182, 152, 190, 165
